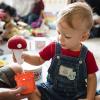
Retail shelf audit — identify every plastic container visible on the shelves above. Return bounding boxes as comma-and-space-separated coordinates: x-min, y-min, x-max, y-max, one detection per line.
22, 62, 42, 81
15, 72, 36, 94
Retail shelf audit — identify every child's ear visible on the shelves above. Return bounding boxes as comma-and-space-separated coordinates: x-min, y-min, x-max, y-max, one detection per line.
81, 32, 90, 42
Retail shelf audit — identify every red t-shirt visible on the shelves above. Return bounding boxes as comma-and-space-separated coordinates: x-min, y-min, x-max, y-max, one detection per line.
39, 42, 98, 74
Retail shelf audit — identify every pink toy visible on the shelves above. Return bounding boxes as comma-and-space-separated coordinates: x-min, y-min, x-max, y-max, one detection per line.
8, 35, 27, 64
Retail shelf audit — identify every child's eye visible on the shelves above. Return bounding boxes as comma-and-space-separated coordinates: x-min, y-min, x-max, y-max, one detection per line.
64, 35, 71, 39
58, 31, 60, 34
63, 33, 71, 39
57, 31, 71, 39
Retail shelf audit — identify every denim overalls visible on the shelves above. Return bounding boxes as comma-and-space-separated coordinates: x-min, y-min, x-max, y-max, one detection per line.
46, 43, 88, 100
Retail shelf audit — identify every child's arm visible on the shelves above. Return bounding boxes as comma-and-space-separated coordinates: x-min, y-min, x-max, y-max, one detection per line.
86, 73, 97, 100
22, 52, 45, 66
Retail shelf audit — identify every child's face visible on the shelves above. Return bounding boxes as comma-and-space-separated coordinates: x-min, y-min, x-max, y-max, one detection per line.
2, 12, 11, 22
57, 20, 87, 51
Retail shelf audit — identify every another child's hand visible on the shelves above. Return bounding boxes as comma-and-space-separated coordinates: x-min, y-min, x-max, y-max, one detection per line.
0, 87, 31, 100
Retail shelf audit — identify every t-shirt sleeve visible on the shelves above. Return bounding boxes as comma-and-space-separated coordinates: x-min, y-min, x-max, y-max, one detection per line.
86, 51, 98, 74
39, 42, 55, 60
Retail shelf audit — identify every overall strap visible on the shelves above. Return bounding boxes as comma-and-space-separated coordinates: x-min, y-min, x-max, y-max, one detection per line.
55, 42, 61, 55
79, 45, 88, 60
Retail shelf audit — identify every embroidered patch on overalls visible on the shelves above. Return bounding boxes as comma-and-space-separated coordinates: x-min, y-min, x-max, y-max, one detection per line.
59, 65, 76, 80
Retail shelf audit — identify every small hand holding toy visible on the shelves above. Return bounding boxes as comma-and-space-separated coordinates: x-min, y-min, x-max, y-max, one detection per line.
8, 35, 27, 64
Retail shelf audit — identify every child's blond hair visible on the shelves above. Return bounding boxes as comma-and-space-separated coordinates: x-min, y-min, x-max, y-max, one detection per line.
57, 2, 93, 32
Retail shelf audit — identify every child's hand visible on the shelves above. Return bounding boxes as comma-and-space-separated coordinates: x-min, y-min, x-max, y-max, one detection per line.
21, 52, 29, 61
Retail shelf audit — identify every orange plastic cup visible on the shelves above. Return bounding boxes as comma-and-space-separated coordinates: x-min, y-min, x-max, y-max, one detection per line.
15, 72, 36, 94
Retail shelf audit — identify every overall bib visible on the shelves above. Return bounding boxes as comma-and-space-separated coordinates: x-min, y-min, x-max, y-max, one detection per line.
38, 43, 88, 100
47, 43, 88, 100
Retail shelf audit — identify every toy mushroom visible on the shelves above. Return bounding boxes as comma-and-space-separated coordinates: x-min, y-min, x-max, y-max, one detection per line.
8, 35, 27, 64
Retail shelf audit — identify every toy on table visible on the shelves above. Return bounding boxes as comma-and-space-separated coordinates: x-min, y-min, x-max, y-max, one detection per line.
0, 59, 6, 68
7, 35, 27, 64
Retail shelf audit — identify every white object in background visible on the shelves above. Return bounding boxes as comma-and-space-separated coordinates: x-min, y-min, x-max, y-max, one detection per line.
12, 49, 23, 64
0, 20, 5, 32
96, 70, 100, 91
28, 37, 51, 51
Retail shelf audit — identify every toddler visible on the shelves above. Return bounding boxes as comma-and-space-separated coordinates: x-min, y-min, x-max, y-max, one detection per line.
0, 3, 19, 41
22, 2, 100, 100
